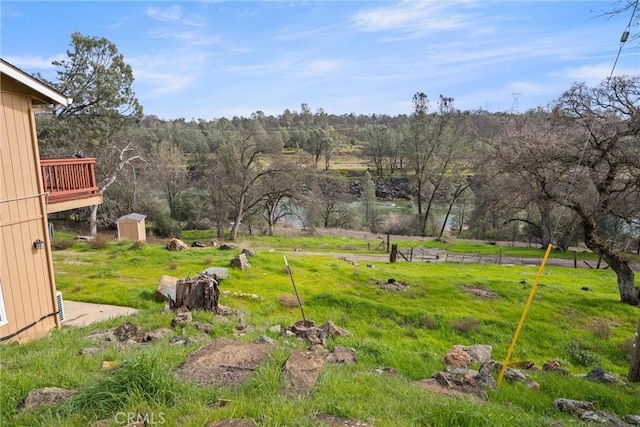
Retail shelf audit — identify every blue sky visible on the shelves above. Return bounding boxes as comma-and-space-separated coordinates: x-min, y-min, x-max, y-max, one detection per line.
1, 1, 638, 120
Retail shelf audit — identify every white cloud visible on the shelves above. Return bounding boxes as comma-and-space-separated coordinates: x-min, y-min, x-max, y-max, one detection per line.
147, 5, 183, 23
306, 60, 341, 75
3, 54, 66, 69
351, 2, 472, 34
146, 4, 206, 27
130, 51, 209, 96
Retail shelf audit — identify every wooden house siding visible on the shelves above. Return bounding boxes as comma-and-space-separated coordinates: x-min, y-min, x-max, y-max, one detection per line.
0, 91, 59, 342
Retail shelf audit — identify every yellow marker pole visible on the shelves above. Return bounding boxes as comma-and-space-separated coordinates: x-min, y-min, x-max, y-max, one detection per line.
497, 243, 554, 387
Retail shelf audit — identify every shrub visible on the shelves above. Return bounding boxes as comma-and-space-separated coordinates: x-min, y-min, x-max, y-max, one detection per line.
89, 234, 110, 249
590, 320, 612, 339
567, 341, 600, 366
151, 213, 182, 238
168, 261, 178, 270
51, 238, 74, 250
130, 240, 146, 250
451, 317, 481, 333
418, 315, 439, 330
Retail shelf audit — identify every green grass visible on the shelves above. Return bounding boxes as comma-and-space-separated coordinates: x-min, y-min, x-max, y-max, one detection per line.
1, 235, 639, 426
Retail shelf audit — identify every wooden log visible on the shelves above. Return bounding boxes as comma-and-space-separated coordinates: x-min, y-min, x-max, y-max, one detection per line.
175, 274, 219, 313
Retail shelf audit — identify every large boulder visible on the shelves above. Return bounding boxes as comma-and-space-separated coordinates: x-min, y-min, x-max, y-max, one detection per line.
156, 275, 178, 303
167, 238, 189, 251
326, 345, 357, 364
282, 350, 325, 396
452, 345, 492, 364
230, 253, 251, 270
176, 338, 273, 386
202, 267, 229, 281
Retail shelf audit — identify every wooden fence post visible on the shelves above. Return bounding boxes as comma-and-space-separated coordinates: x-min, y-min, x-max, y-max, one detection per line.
390, 244, 398, 263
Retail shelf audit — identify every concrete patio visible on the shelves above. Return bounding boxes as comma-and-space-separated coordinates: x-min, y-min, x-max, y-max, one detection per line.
62, 300, 138, 327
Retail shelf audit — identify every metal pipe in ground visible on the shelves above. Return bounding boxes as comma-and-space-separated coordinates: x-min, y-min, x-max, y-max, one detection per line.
283, 256, 306, 322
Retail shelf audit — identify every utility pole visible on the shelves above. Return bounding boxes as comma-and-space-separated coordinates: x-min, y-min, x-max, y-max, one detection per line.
511, 92, 522, 114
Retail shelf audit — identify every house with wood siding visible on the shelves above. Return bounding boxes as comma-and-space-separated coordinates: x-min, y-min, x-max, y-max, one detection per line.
0, 58, 102, 343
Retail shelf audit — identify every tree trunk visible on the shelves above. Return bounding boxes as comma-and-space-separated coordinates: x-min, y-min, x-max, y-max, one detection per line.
628, 314, 640, 382
539, 207, 552, 248
584, 219, 639, 305
89, 204, 99, 237
229, 195, 245, 241
439, 199, 455, 238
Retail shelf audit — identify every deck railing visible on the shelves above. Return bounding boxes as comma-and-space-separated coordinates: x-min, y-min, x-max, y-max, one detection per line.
40, 158, 100, 204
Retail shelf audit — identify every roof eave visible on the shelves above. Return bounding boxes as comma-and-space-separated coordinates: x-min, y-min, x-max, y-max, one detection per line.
0, 59, 70, 106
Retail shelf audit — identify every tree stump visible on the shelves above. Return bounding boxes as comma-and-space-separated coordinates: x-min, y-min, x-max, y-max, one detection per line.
175, 274, 219, 313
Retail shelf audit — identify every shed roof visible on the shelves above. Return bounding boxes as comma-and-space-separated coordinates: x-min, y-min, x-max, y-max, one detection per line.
0, 58, 71, 106
116, 213, 147, 223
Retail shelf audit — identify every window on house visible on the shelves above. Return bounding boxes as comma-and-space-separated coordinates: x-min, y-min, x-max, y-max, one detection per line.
0, 281, 8, 327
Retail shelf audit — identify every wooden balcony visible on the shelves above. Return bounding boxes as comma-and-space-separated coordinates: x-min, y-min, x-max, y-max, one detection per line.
41, 158, 103, 213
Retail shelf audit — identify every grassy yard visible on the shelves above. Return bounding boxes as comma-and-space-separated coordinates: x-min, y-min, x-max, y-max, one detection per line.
1, 234, 638, 426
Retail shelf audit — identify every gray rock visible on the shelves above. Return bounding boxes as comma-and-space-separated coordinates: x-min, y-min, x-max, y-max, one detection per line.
171, 335, 187, 345
476, 362, 497, 390
318, 321, 351, 338
171, 311, 193, 327
526, 381, 540, 391
78, 347, 101, 355
326, 345, 357, 364
193, 321, 213, 334
283, 350, 325, 396
452, 344, 492, 364
445, 366, 479, 376
269, 325, 282, 334
167, 238, 189, 251
230, 253, 251, 270
144, 328, 173, 341
156, 275, 178, 303
624, 415, 640, 425
554, 398, 595, 415
241, 248, 255, 257
176, 338, 273, 386
219, 243, 239, 250
253, 335, 275, 345
581, 411, 630, 426
586, 366, 621, 384
113, 322, 144, 342
18, 387, 76, 410
202, 267, 229, 281
543, 360, 571, 376
87, 330, 117, 343
504, 367, 529, 382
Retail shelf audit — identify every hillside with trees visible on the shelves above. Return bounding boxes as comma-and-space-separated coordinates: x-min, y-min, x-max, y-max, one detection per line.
35, 33, 639, 305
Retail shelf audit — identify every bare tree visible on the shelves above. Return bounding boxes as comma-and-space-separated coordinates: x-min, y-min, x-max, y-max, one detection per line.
148, 140, 188, 217
207, 123, 284, 240
408, 93, 455, 235
550, 76, 640, 306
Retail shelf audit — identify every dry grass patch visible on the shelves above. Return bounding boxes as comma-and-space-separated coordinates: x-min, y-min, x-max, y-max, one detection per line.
462, 286, 497, 299
278, 294, 303, 308
451, 317, 482, 333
